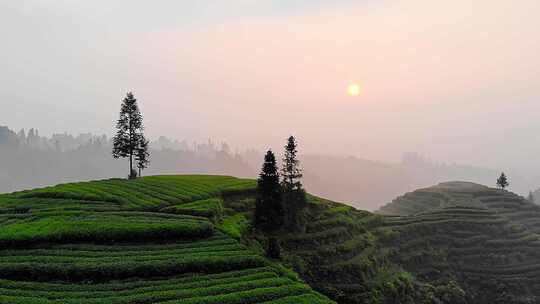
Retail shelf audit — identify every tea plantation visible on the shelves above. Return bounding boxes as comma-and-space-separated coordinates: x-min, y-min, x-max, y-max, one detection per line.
0, 175, 334, 304
249, 182, 540, 303
3, 176, 540, 303
378, 182, 540, 303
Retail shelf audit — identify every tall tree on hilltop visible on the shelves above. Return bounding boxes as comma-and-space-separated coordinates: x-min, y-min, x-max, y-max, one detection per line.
254, 150, 284, 231
496, 172, 509, 190
112, 92, 148, 179
281, 136, 307, 232
136, 136, 150, 177
281, 136, 303, 191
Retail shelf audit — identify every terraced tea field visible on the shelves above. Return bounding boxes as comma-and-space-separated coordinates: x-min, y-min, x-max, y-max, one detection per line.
274, 196, 422, 303
5, 176, 540, 303
4, 175, 255, 211
0, 175, 334, 304
268, 182, 540, 303
378, 182, 540, 303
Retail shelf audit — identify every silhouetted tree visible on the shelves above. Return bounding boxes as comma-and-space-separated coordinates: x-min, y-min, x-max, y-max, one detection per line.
254, 150, 283, 231
112, 92, 147, 179
528, 191, 535, 204
136, 136, 150, 177
281, 136, 302, 191
281, 136, 307, 232
496, 172, 509, 190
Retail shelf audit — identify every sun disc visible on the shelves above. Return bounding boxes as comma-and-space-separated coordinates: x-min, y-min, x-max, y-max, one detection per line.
347, 83, 360, 96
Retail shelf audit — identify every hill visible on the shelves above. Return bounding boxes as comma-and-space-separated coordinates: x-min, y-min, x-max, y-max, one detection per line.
2, 176, 540, 303
0, 174, 458, 304
0, 175, 333, 304
378, 181, 540, 303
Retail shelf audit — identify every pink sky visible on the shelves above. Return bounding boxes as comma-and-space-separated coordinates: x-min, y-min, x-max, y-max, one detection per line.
133, 1, 540, 166
2, 0, 540, 169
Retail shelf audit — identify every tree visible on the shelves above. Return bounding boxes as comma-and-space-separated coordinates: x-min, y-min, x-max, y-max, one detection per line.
136, 136, 150, 177
281, 136, 303, 191
281, 136, 307, 232
254, 150, 283, 231
496, 172, 509, 190
528, 191, 535, 204
112, 92, 148, 179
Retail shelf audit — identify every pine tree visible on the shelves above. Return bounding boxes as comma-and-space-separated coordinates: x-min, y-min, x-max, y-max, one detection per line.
136, 136, 150, 177
112, 92, 148, 179
496, 172, 509, 190
281, 136, 303, 191
254, 150, 283, 231
281, 136, 307, 232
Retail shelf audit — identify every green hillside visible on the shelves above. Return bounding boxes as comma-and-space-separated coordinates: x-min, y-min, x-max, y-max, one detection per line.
3, 176, 540, 304
0, 175, 334, 304
378, 181, 540, 303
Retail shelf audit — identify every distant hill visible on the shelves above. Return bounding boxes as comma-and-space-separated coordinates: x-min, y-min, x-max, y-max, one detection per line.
378, 181, 490, 215
378, 182, 540, 303
299, 154, 526, 211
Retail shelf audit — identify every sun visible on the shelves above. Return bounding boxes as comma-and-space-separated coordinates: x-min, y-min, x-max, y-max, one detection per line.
347, 83, 360, 96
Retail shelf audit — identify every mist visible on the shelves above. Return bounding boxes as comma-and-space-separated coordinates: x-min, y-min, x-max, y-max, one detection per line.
2, 0, 540, 207
0, 125, 533, 211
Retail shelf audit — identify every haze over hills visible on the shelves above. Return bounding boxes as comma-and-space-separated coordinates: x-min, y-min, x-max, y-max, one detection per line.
298, 154, 527, 211
0, 126, 254, 193
1, 125, 537, 210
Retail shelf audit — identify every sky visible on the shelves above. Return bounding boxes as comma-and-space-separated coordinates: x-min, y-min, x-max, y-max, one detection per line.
1, 0, 540, 171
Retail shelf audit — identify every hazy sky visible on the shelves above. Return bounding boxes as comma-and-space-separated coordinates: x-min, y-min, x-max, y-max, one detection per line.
2, 0, 540, 170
